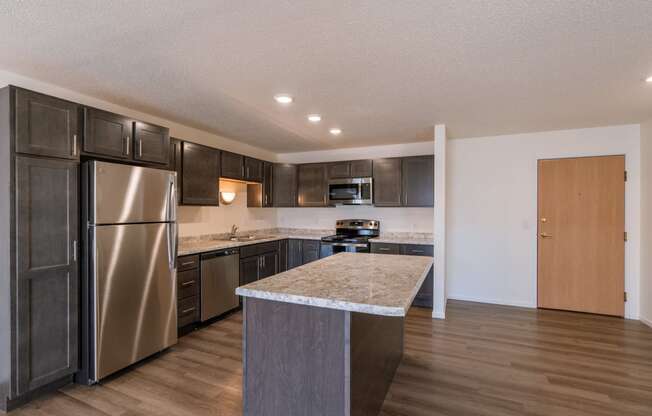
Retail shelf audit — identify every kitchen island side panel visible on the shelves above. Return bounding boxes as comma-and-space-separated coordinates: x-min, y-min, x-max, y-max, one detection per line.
243, 298, 348, 416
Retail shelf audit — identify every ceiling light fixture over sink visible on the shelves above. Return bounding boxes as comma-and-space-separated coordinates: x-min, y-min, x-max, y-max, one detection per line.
273, 94, 293, 104
329, 128, 342, 136
307, 114, 322, 123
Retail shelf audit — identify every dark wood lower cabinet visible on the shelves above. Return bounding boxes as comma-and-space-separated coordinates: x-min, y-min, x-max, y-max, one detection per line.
371, 242, 434, 308
176, 255, 200, 331
288, 239, 303, 269
302, 240, 320, 264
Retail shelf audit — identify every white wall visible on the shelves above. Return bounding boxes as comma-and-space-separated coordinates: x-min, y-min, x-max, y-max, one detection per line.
178, 180, 277, 238
447, 125, 641, 319
640, 120, 652, 327
277, 141, 435, 234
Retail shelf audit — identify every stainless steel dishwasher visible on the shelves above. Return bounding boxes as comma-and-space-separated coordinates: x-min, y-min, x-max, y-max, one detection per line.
200, 249, 240, 321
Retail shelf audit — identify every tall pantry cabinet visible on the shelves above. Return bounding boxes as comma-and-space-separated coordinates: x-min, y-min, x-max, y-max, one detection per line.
0, 86, 80, 411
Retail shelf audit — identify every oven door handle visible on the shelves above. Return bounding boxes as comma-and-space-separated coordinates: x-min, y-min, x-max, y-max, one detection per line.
322, 242, 369, 248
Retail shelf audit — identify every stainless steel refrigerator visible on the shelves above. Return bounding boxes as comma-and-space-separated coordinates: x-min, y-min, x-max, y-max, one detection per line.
83, 161, 177, 383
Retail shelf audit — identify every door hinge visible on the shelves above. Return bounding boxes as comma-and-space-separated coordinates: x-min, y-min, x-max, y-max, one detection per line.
624, 231, 628, 242
624, 170, 628, 182
624, 292, 628, 302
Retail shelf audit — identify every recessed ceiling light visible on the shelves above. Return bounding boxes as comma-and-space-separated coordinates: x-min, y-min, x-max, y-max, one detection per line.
329, 128, 342, 136
307, 114, 322, 123
273, 94, 293, 104
646, 75, 652, 83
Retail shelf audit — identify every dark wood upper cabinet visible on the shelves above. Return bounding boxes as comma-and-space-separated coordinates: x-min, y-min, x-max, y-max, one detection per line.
402, 155, 434, 207
245, 157, 264, 183
273, 164, 298, 207
14, 156, 79, 394
373, 158, 402, 207
263, 162, 273, 207
327, 160, 372, 179
327, 162, 350, 179
297, 163, 328, 207
133, 121, 169, 165
221, 151, 244, 180
83, 107, 132, 159
181, 142, 220, 206
350, 159, 373, 177
167, 138, 182, 203
14, 88, 80, 160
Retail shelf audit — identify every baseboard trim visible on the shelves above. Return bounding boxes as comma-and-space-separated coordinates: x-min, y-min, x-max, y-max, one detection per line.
641, 316, 652, 329
447, 294, 536, 309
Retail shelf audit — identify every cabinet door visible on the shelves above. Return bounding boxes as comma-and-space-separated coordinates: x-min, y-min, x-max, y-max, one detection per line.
221, 151, 244, 180
133, 121, 170, 165
327, 162, 350, 179
15, 88, 80, 160
373, 158, 402, 207
259, 252, 278, 279
278, 239, 288, 273
240, 256, 260, 285
273, 164, 297, 207
402, 155, 434, 207
288, 239, 303, 269
15, 156, 79, 395
297, 164, 327, 207
412, 267, 434, 308
245, 157, 264, 183
83, 107, 132, 159
302, 240, 320, 264
167, 139, 183, 205
263, 162, 273, 207
181, 142, 220, 206
350, 159, 373, 177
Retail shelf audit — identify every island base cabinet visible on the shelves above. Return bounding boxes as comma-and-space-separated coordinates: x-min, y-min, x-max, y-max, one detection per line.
243, 298, 403, 416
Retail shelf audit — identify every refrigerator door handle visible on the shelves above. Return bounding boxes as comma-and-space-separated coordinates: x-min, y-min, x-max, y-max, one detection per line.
167, 222, 178, 271
168, 175, 177, 222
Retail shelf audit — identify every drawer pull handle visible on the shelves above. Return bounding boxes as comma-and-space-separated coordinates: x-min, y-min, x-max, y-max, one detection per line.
180, 261, 195, 266
181, 307, 196, 314
379, 248, 390, 251
411, 250, 425, 253
181, 280, 195, 287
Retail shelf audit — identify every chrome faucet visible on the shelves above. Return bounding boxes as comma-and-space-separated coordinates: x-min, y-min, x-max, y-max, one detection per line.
230, 224, 239, 239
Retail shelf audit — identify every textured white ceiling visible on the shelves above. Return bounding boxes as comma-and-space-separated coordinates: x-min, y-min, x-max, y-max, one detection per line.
0, 1, 651, 152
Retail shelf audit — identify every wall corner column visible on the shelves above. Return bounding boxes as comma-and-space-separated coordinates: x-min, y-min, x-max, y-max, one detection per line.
433, 124, 447, 319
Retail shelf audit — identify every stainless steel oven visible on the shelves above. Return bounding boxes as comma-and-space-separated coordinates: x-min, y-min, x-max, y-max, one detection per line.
328, 178, 373, 205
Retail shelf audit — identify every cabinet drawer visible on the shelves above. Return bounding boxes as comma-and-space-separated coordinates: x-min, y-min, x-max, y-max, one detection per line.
177, 255, 199, 271
178, 296, 200, 327
370, 243, 400, 255
400, 244, 433, 257
256, 241, 279, 255
240, 244, 259, 259
178, 269, 199, 299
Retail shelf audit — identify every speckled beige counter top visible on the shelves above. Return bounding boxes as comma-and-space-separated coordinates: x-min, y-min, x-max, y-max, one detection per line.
236, 252, 433, 316
178, 232, 329, 256
369, 237, 434, 245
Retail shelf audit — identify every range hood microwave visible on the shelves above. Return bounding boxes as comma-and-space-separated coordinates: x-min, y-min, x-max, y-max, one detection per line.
328, 178, 373, 205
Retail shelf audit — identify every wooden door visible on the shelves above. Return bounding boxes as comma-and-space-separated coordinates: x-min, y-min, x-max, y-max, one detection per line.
83, 107, 132, 159
133, 121, 169, 164
373, 158, 402, 206
221, 151, 244, 180
278, 239, 288, 272
537, 156, 625, 316
15, 88, 80, 160
301, 240, 321, 264
15, 156, 79, 394
259, 252, 278, 279
402, 155, 434, 207
297, 164, 327, 207
244, 157, 264, 182
181, 142, 219, 206
263, 162, 273, 207
273, 164, 297, 207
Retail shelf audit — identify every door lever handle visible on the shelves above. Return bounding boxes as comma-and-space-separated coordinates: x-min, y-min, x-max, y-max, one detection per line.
540, 232, 553, 238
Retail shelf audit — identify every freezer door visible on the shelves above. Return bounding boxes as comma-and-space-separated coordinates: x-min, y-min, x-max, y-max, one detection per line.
92, 223, 177, 381
89, 161, 176, 224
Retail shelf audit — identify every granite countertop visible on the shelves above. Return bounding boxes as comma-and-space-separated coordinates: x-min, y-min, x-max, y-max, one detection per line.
236, 252, 433, 317
178, 232, 329, 256
369, 236, 434, 245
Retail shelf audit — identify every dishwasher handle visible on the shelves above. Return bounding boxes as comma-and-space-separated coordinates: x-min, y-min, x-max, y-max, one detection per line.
201, 249, 239, 260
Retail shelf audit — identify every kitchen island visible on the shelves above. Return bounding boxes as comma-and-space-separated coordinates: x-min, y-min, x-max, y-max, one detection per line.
236, 252, 434, 416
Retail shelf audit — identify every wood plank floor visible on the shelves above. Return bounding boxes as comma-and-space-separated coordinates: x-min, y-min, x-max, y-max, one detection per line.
10, 300, 652, 416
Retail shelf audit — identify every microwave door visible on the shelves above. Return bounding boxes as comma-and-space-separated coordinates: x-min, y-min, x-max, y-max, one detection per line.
329, 183, 359, 202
